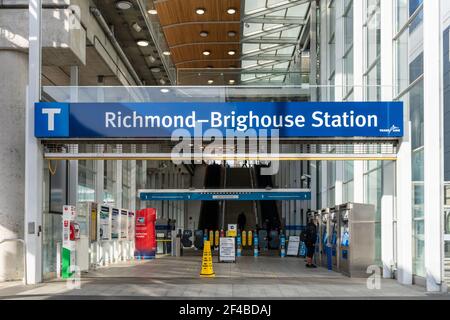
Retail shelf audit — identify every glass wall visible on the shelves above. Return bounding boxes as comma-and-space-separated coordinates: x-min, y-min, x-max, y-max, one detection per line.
364, 160, 383, 264
78, 160, 96, 203
122, 160, 131, 209
364, 0, 381, 101
104, 160, 117, 206
394, 0, 424, 277
343, 0, 354, 99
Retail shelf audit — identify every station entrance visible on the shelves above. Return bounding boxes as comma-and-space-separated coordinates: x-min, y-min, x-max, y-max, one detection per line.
36, 86, 402, 293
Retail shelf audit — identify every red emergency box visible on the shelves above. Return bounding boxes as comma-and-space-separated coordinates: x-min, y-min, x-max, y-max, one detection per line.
134, 208, 157, 259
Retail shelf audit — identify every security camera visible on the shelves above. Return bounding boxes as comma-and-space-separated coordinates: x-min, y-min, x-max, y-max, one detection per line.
301, 174, 312, 181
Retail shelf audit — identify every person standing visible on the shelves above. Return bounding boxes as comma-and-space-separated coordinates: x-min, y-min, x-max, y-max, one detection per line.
237, 212, 247, 231
304, 218, 318, 268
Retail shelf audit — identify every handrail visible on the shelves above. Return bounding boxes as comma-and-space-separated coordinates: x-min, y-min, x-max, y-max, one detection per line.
0, 238, 27, 285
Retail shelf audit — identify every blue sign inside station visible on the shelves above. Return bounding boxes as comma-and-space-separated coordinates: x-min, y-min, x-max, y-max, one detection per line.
35, 101, 403, 138
139, 190, 311, 201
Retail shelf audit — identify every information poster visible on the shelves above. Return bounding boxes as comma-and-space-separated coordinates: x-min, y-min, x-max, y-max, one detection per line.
121, 209, 128, 239
227, 224, 237, 237
287, 236, 300, 256
128, 211, 135, 239
219, 237, 236, 262
111, 208, 120, 239
99, 206, 110, 240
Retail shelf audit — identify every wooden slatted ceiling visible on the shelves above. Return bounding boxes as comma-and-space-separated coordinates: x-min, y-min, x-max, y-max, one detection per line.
154, 0, 241, 71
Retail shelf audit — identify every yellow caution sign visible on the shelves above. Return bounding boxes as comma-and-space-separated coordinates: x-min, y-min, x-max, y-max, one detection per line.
209, 230, 214, 247
200, 240, 215, 277
242, 230, 247, 247
214, 230, 219, 247
248, 231, 253, 247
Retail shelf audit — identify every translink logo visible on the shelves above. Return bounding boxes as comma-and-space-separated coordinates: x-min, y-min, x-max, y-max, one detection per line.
42, 108, 61, 131
379, 125, 401, 135
35, 103, 69, 138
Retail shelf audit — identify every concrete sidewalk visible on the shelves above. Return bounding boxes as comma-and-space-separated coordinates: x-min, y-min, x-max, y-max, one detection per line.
0, 256, 447, 300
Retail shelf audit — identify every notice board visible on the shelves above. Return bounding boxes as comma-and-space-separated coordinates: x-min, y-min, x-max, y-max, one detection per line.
287, 236, 301, 256
219, 237, 236, 262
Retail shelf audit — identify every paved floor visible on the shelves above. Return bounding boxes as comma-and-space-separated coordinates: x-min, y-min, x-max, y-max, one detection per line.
0, 253, 448, 299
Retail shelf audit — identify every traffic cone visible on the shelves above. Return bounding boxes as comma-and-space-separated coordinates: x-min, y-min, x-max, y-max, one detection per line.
200, 240, 215, 277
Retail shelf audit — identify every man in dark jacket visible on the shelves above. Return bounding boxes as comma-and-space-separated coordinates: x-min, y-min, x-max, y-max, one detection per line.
305, 218, 318, 268
237, 212, 247, 231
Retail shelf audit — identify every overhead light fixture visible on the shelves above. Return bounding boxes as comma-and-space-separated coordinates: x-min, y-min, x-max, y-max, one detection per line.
160, 88, 170, 93
116, 1, 133, 10
147, 9, 158, 15
228, 50, 236, 56
227, 31, 237, 37
196, 8, 206, 15
137, 40, 149, 47
163, 51, 171, 56
208, 79, 214, 84
132, 22, 142, 33
227, 8, 237, 15
202, 50, 211, 56
229, 79, 236, 84
147, 55, 156, 63
150, 67, 161, 73
199, 31, 209, 37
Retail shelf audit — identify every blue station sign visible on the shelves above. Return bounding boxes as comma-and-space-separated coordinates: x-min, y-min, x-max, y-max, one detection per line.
139, 190, 311, 201
35, 101, 403, 138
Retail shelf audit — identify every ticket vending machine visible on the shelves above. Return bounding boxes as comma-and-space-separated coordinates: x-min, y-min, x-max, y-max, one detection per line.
338, 203, 375, 277
319, 208, 330, 268
329, 206, 340, 272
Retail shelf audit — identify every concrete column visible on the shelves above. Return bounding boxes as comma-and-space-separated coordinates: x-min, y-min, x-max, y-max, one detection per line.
423, 0, 444, 292
0, 51, 28, 282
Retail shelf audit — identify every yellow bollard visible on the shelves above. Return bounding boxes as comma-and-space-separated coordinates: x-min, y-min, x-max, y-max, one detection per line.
200, 240, 215, 277
242, 230, 247, 247
248, 230, 253, 247
214, 230, 219, 247
209, 230, 214, 247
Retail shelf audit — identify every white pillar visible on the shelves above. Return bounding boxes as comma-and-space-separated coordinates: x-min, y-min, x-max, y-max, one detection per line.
25, 0, 43, 284
116, 160, 123, 209
423, 0, 444, 292
130, 160, 136, 212
68, 66, 79, 206
381, 161, 395, 278
380, 0, 395, 279
95, 161, 104, 203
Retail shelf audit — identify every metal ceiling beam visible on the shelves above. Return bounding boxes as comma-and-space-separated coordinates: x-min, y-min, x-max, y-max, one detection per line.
241, 43, 295, 58
245, 17, 308, 24
243, 0, 312, 20
242, 38, 299, 44
242, 24, 299, 41
241, 54, 293, 61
